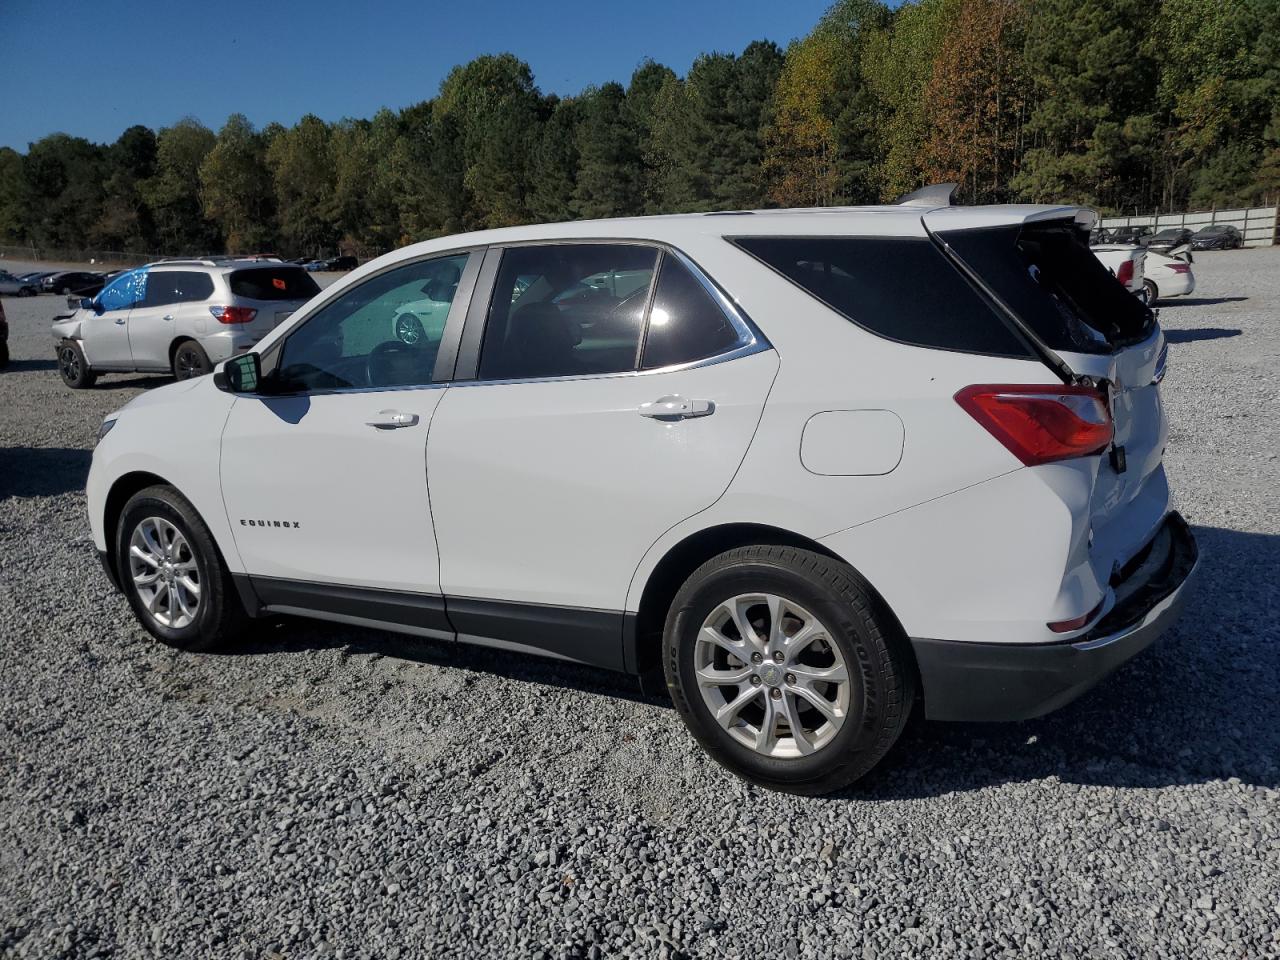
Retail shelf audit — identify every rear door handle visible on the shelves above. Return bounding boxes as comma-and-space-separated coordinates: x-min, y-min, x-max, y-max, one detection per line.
365, 410, 419, 430
638, 396, 715, 421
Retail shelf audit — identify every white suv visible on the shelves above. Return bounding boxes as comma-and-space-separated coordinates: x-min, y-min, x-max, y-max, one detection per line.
52, 259, 320, 388
86, 202, 1198, 794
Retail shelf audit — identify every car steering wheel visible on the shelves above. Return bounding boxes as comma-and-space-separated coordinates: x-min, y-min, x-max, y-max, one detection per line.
367, 339, 436, 387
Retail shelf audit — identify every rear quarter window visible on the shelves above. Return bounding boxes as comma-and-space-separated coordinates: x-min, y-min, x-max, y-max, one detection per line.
732, 236, 1034, 358
230, 267, 320, 301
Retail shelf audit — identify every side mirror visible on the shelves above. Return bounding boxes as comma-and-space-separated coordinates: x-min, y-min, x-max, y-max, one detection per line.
214, 352, 261, 393
77, 297, 102, 314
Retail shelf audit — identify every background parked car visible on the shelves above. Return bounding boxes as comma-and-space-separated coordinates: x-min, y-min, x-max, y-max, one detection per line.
1190, 224, 1244, 250
1146, 227, 1194, 253
326, 255, 358, 271
1107, 225, 1154, 246
1091, 245, 1147, 299
1143, 247, 1196, 303
41, 271, 105, 297
50, 259, 321, 388
0, 269, 40, 297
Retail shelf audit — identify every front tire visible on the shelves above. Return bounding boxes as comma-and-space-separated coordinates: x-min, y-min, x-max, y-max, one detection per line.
1143, 279, 1159, 305
57, 341, 97, 388
116, 485, 249, 651
172, 340, 211, 380
664, 545, 914, 795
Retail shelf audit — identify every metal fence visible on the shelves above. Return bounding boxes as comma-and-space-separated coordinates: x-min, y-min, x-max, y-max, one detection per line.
0, 244, 160, 267
1099, 206, 1278, 248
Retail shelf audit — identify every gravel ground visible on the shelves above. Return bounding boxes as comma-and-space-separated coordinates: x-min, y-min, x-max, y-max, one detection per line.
1, 251, 1278, 960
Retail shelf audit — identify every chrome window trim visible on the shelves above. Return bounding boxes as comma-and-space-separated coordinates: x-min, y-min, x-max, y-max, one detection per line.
453, 237, 771, 385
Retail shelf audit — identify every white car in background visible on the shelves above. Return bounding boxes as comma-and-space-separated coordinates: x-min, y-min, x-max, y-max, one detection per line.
86, 200, 1197, 794
1142, 247, 1196, 304
1091, 245, 1147, 300
51, 259, 320, 388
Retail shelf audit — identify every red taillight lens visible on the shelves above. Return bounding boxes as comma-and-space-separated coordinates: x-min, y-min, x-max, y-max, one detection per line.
209, 306, 257, 325
955, 384, 1113, 466
1115, 260, 1134, 285
1168, 263, 1190, 274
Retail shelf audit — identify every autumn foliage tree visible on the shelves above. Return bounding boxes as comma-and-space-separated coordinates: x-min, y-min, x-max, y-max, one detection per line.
921, 0, 1029, 203
2, 0, 1278, 259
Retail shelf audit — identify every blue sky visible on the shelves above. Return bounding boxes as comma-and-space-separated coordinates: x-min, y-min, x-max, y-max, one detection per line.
0, 0, 833, 150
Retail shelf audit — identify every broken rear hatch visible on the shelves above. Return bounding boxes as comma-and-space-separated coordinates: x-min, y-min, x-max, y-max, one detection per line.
924, 207, 1170, 587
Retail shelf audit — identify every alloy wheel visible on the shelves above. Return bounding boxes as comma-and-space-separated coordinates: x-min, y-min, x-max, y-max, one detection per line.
175, 348, 206, 380
58, 346, 81, 382
694, 593, 851, 758
128, 516, 201, 629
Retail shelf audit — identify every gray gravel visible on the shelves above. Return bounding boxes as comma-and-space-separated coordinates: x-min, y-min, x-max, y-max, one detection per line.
2, 251, 1278, 959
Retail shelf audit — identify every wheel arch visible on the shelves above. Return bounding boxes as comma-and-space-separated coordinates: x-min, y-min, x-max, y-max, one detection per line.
626, 522, 917, 690
168, 336, 196, 367
101, 470, 174, 586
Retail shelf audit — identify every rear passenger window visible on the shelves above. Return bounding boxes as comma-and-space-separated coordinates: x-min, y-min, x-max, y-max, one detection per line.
230, 267, 321, 301
733, 236, 1034, 358
478, 244, 657, 380
144, 271, 214, 307
641, 256, 742, 369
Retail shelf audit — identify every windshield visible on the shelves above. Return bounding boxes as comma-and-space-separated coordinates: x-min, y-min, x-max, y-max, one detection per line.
1151, 230, 1183, 240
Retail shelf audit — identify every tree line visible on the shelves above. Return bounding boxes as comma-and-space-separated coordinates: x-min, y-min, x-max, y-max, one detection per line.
1, 0, 1277, 260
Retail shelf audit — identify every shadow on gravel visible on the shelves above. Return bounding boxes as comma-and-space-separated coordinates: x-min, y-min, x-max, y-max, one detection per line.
0, 446, 91, 499
1161, 296, 1249, 307
849, 523, 1280, 801
221, 524, 1279, 798
91, 375, 172, 391
1164, 328, 1242, 343
2, 358, 58, 372
228, 617, 659, 706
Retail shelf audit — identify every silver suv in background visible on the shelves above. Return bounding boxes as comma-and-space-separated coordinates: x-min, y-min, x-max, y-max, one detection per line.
51, 259, 321, 389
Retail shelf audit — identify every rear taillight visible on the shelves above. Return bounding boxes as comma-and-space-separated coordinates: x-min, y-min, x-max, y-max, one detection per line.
955, 384, 1113, 466
1115, 260, 1134, 285
1168, 263, 1190, 274
209, 306, 257, 325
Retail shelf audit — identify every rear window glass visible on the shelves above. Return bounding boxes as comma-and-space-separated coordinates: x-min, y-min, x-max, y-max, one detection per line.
940, 222, 1154, 354
641, 256, 742, 369
229, 267, 320, 301
733, 236, 1033, 358
145, 270, 214, 306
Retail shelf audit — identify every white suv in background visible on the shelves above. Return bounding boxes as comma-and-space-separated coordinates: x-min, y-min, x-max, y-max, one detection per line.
86, 201, 1198, 794
51, 259, 320, 388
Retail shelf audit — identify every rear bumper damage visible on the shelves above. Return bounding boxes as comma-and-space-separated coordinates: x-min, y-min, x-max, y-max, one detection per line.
912, 512, 1198, 722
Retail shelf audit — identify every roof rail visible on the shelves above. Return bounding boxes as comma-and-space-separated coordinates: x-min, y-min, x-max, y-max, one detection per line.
143, 258, 220, 267
895, 183, 959, 207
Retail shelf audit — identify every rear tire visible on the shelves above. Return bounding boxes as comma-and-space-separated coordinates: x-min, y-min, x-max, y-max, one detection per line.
57, 341, 97, 388
663, 545, 914, 795
172, 340, 211, 380
1143, 279, 1158, 305
0, 342, 9, 369
116, 485, 249, 651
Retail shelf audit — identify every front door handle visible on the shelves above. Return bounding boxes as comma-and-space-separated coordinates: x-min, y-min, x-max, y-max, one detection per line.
163, 314, 174, 322
114, 318, 126, 325
365, 410, 419, 430
638, 395, 715, 421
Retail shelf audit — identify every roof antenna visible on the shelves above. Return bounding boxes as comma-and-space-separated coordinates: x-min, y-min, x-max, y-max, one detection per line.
895, 183, 959, 207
